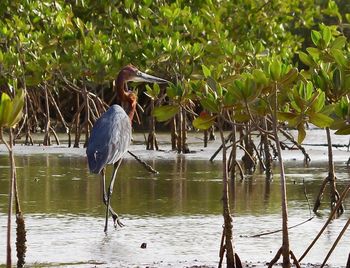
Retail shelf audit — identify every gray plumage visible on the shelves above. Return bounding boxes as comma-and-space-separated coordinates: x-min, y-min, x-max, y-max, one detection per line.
86, 105, 131, 174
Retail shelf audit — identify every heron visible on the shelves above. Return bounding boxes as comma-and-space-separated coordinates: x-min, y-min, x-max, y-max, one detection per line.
86, 65, 168, 232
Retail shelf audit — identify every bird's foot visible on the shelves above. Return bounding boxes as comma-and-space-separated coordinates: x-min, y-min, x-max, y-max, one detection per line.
112, 214, 124, 228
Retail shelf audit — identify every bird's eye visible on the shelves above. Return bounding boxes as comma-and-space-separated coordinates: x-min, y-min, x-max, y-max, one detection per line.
136, 71, 141, 76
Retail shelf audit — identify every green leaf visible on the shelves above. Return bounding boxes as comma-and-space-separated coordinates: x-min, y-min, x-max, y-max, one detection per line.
166, 84, 182, 99
202, 65, 211, 78
8, 89, 25, 127
306, 47, 320, 59
200, 98, 219, 113
153, 105, 179, 122
309, 113, 333, 128
334, 124, 350, 135
321, 26, 332, 46
0, 93, 11, 127
192, 113, 216, 130
331, 36, 347, 49
311, 30, 321, 46
305, 81, 313, 100
252, 69, 268, 85
270, 59, 281, 81
333, 68, 341, 90
330, 48, 347, 67
233, 112, 250, 122
279, 68, 298, 86
299, 52, 314, 67
297, 124, 306, 144
277, 112, 298, 121
312, 91, 325, 113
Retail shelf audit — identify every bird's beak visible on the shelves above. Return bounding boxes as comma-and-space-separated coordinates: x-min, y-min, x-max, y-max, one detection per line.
133, 71, 169, 84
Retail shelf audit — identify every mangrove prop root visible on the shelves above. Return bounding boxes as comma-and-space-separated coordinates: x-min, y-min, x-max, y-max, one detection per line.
346, 253, 350, 268
290, 251, 301, 268
279, 127, 311, 165
146, 131, 159, 151
13, 147, 26, 268
218, 228, 242, 268
302, 179, 312, 217
321, 217, 350, 268
268, 249, 300, 268
210, 132, 234, 162
234, 253, 243, 268
299, 183, 350, 262
49, 126, 60, 145
268, 247, 282, 268
218, 226, 225, 268
16, 213, 26, 268
127, 151, 159, 174
313, 176, 328, 213
313, 175, 344, 215
234, 160, 245, 181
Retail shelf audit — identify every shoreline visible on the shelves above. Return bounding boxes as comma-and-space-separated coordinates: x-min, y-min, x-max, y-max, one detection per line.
0, 129, 348, 163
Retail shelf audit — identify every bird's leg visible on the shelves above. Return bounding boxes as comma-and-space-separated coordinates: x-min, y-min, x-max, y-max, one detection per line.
101, 168, 109, 233
107, 159, 124, 228
101, 166, 123, 232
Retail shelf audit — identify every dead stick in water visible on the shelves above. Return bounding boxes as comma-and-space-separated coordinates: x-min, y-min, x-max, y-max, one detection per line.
290, 250, 301, 268
127, 151, 159, 174
299, 183, 350, 262
320, 217, 350, 268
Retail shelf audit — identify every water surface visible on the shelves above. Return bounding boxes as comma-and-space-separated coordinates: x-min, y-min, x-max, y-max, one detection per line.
0, 154, 349, 267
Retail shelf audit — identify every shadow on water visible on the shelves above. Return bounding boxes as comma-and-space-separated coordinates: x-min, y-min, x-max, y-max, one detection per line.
0, 154, 349, 267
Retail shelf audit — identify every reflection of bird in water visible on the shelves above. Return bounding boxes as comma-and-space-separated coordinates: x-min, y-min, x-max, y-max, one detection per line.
86, 65, 168, 232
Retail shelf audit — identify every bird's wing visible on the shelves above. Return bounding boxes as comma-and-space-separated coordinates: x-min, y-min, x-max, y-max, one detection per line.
105, 112, 132, 165
86, 105, 131, 174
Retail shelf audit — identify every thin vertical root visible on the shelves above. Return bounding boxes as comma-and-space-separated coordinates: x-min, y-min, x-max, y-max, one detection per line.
268, 247, 282, 268
320, 217, 350, 268
299, 183, 350, 262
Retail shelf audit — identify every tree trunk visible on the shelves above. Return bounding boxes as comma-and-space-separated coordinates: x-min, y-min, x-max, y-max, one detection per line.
74, 93, 81, 148
229, 123, 237, 181
262, 117, 272, 181
270, 86, 291, 267
146, 99, 159, 150
313, 127, 343, 214
177, 110, 182, 154
218, 118, 241, 268
14, 166, 26, 268
43, 84, 51, 146
171, 117, 178, 150
209, 125, 216, 140
83, 82, 90, 148
204, 129, 208, 148
181, 107, 189, 153
326, 127, 340, 210
23, 89, 33, 145
1, 128, 15, 268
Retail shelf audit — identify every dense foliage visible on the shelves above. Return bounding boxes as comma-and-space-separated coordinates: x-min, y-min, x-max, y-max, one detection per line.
0, 0, 349, 146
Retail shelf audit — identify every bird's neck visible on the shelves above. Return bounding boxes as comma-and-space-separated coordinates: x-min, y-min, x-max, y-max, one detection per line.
116, 74, 127, 103
115, 75, 136, 123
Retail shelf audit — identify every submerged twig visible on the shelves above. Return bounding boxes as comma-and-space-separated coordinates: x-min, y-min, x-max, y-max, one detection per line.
127, 151, 159, 174
246, 216, 314, 238
299, 183, 350, 262
302, 178, 312, 218
320, 218, 350, 268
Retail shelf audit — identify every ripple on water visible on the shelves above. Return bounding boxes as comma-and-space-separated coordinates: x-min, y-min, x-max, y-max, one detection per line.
0, 213, 349, 267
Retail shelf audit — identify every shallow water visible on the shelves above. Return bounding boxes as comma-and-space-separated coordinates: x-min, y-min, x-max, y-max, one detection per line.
0, 154, 349, 267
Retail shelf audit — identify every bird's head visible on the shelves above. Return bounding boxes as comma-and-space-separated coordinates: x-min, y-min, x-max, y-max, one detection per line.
119, 64, 169, 84
116, 65, 169, 122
